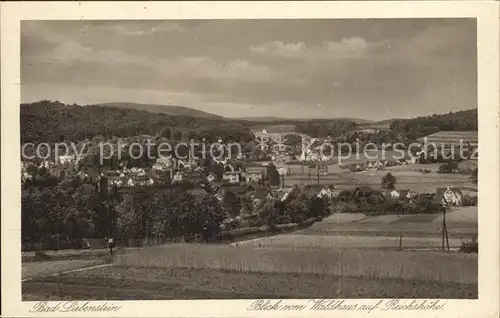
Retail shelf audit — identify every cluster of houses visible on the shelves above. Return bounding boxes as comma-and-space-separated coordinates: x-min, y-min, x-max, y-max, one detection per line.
340, 157, 418, 173
21, 129, 478, 210
22, 155, 476, 213
387, 186, 477, 206
101, 158, 292, 193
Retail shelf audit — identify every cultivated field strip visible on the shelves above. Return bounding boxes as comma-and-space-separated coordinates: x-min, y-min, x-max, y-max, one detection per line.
114, 244, 477, 284
235, 234, 464, 250
28, 266, 476, 299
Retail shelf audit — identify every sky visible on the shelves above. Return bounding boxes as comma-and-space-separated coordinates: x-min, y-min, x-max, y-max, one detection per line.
21, 19, 477, 120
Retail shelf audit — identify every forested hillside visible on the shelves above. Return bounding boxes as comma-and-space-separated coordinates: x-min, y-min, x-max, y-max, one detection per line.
20, 100, 253, 143
388, 109, 477, 140
330, 109, 477, 146
239, 119, 358, 138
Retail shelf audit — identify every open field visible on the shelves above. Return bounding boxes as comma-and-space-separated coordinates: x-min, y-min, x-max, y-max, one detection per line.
280, 157, 476, 193
281, 165, 475, 193
21, 246, 136, 262
22, 243, 477, 299
240, 207, 477, 249
23, 266, 476, 300
22, 207, 478, 300
104, 244, 475, 284
237, 234, 465, 250
22, 259, 109, 281
432, 206, 478, 225
22, 249, 111, 263
300, 207, 477, 237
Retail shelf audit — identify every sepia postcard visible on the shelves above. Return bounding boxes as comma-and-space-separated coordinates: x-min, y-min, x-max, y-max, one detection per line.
1, 1, 499, 317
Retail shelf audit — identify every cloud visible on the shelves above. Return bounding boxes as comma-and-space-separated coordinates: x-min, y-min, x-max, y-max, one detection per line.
250, 37, 371, 59
250, 41, 307, 58
108, 22, 184, 36
44, 42, 273, 82
21, 19, 477, 120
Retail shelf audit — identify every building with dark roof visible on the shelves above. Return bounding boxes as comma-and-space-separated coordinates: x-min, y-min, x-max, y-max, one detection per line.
222, 171, 241, 183
434, 186, 463, 206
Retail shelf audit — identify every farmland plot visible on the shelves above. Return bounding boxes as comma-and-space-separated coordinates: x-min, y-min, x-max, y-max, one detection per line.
235, 234, 464, 251
23, 266, 477, 300
112, 244, 477, 285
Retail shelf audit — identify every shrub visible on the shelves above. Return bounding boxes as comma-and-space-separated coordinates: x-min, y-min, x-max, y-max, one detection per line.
219, 226, 261, 240
462, 195, 478, 206
336, 202, 359, 213
459, 237, 478, 253
301, 217, 316, 226
275, 223, 298, 231
269, 223, 280, 233
34, 251, 52, 261
258, 225, 271, 232
437, 161, 458, 173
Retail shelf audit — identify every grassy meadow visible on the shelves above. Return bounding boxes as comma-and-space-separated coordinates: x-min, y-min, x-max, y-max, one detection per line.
23, 266, 477, 300
280, 161, 474, 193
112, 244, 477, 285
23, 242, 477, 300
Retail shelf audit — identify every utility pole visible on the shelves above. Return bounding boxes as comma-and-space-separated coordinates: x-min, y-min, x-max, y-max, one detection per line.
441, 199, 449, 251
145, 218, 149, 246
444, 206, 450, 251
397, 206, 403, 251
441, 204, 445, 251
317, 164, 320, 185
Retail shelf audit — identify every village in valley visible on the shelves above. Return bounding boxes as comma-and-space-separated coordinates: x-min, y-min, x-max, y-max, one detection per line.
22, 124, 479, 202
19, 19, 480, 301
21, 115, 478, 244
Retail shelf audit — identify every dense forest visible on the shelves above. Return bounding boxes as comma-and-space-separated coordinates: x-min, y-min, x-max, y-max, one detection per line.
237, 119, 358, 138
335, 109, 478, 146
20, 101, 254, 143
388, 109, 477, 139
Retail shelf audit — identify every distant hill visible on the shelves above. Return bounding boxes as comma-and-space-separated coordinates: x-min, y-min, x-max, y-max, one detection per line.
235, 117, 288, 122
236, 116, 373, 125
388, 109, 477, 141
375, 119, 401, 125
250, 124, 299, 134
354, 109, 477, 136
391, 109, 477, 131
98, 102, 226, 120
333, 118, 374, 125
